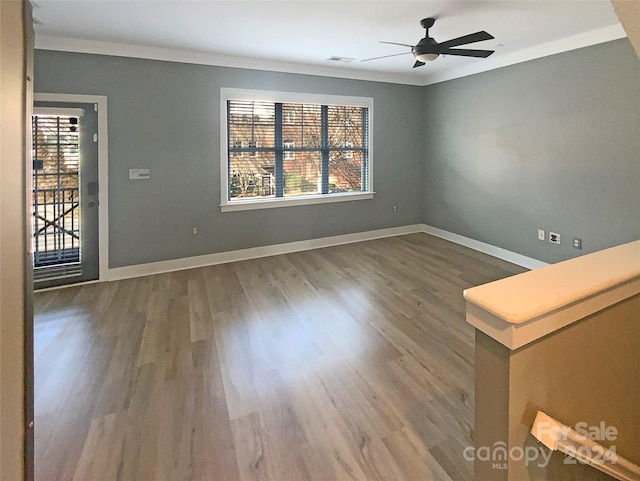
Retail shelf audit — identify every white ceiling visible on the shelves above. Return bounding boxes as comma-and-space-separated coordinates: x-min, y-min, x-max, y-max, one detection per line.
32, 1, 626, 85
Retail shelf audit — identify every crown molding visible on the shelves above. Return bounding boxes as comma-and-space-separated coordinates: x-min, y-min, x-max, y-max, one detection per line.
422, 24, 627, 86
35, 23, 627, 88
34, 35, 424, 86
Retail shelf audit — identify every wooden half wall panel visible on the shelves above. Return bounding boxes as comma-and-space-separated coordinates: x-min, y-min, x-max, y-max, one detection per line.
475, 294, 640, 481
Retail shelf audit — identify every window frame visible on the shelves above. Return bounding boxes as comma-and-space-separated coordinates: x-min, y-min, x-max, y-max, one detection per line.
248, 140, 260, 158
220, 88, 374, 212
282, 140, 296, 160
232, 139, 244, 157
344, 140, 354, 159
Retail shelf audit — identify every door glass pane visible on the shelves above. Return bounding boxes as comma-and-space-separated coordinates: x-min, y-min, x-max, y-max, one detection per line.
32, 115, 81, 270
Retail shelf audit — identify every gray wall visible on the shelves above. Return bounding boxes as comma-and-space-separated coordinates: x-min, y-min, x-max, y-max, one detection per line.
34, 51, 425, 268
423, 39, 640, 264
35, 39, 640, 269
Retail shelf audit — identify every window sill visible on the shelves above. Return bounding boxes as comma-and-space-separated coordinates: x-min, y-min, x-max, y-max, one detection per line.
220, 192, 374, 212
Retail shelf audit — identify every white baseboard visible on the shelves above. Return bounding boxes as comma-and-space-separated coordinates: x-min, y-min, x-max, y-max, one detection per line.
103, 223, 547, 282
420, 224, 548, 270
104, 224, 425, 281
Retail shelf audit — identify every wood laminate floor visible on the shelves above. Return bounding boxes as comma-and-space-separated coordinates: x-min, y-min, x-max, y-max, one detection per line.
34, 233, 526, 481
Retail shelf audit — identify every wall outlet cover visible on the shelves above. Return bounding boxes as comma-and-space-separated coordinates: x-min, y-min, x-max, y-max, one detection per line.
538, 229, 545, 241
549, 232, 561, 244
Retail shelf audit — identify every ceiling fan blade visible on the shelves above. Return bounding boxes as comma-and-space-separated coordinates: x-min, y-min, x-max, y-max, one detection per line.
361, 51, 412, 62
380, 41, 414, 47
437, 31, 494, 49
438, 48, 495, 58
413, 60, 426, 68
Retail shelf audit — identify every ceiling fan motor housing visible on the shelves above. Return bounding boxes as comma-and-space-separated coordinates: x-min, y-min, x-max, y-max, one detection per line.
413, 37, 440, 61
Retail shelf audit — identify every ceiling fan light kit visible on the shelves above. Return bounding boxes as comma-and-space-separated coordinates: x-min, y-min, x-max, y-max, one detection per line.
414, 53, 439, 62
362, 17, 496, 69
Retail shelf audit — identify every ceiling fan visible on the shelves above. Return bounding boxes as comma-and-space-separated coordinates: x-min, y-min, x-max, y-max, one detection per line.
361, 17, 495, 68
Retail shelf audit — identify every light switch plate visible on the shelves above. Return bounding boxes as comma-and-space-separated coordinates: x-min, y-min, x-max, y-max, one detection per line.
129, 168, 150, 180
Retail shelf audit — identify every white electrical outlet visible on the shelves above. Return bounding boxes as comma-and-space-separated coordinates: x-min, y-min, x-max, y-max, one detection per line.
537, 229, 545, 241
549, 232, 561, 244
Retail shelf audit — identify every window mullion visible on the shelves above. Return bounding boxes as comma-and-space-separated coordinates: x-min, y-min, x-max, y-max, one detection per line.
320, 105, 329, 195
275, 103, 284, 197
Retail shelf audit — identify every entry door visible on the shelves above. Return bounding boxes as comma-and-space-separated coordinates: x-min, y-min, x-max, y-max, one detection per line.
32, 102, 99, 288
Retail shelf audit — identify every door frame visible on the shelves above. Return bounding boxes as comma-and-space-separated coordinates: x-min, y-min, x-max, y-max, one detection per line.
34, 93, 109, 281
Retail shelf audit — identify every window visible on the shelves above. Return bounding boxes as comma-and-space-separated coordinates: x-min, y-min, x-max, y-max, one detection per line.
284, 110, 296, 124
248, 140, 260, 157
232, 140, 244, 157
221, 88, 373, 211
283, 141, 295, 160
344, 141, 353, 159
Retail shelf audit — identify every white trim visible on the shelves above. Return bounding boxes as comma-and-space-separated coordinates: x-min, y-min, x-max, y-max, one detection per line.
33, 107, 84, 117
221, 88, 375, 108
35, 24, 626, 87
34, 93, 109, 282
423, 24, 627, 86
421, 224, 548, 270
464, 240, 639, 350
221, 192, 374, 212
220, 93, 229, 203
466, 277, 639, 350
104, 224, 424, 281
35, 35, 423, 86
102, 223, 545, 282
220, 88, 374, 211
